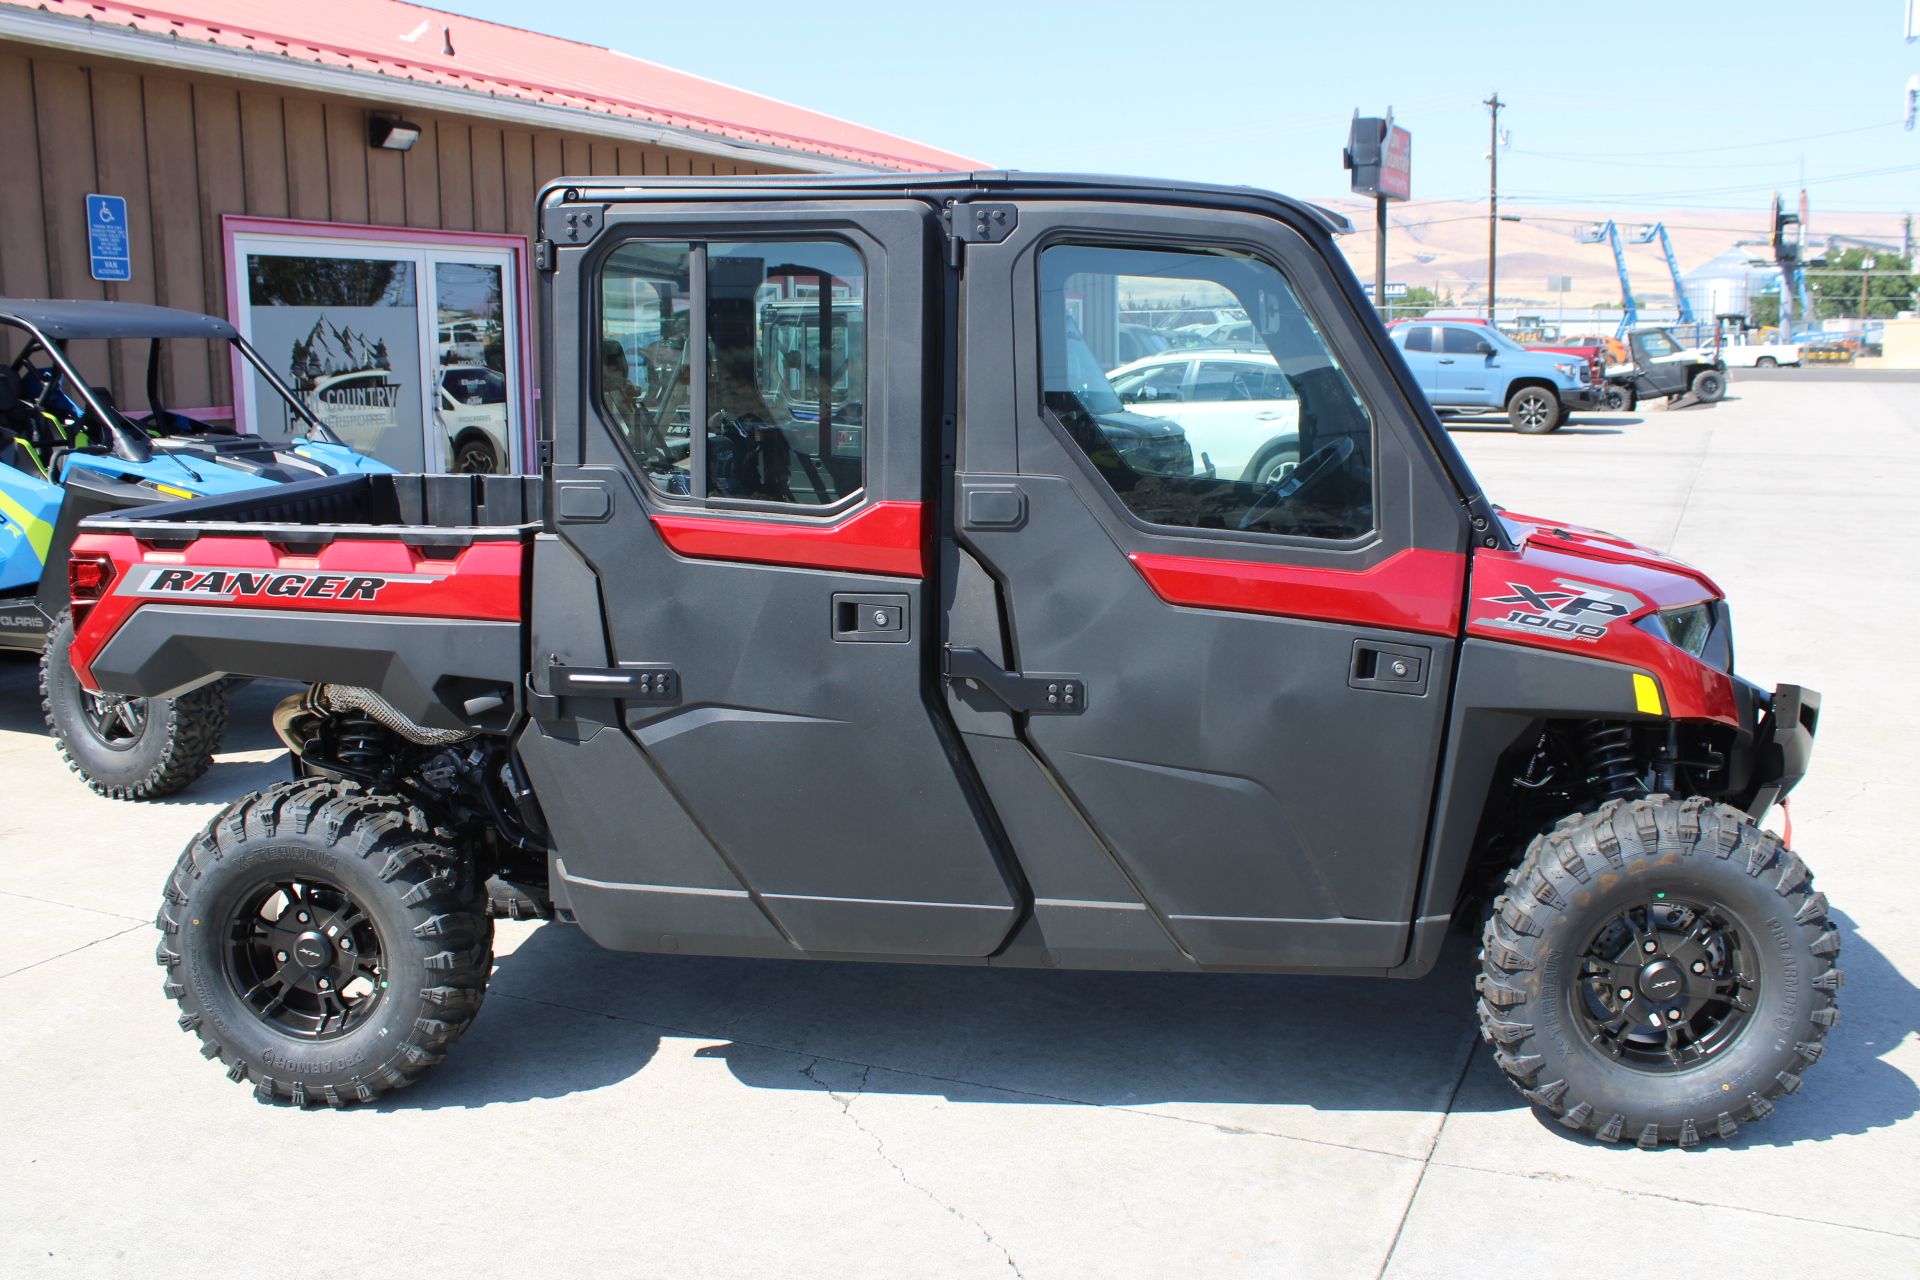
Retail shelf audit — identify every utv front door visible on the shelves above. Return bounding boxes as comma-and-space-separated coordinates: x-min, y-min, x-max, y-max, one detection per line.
950, 203, 1472, 970
528, 196, 1019, 959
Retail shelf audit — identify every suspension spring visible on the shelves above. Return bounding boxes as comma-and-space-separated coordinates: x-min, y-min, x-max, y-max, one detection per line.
332, 712, 394, 774
1580, 721, 1642, 801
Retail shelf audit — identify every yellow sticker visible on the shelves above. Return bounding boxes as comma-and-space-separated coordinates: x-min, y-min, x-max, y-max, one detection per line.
1632, 673, 1664, 717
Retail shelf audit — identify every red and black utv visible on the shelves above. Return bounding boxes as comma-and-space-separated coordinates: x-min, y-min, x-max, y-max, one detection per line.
68, 173, 1829, 1146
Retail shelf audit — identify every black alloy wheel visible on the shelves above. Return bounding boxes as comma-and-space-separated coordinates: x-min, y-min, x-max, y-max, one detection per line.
79, 688, 150, 749
1569, 896, 1754, 1072
225, 877, 388, 1041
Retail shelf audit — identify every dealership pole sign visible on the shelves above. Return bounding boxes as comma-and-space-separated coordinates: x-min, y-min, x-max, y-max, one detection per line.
1344, 110, 1411, 312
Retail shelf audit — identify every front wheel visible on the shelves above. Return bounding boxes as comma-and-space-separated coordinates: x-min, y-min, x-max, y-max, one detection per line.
1604, 385, 1636, 412
1506, 385, 1563, 434
1241, 433, 1301, 487
453, 433, 501, 475
1478, 796, 1841, 1147
1691, 369, 1727, 402
40, 609, 229, 800
156, 779, 492, 1105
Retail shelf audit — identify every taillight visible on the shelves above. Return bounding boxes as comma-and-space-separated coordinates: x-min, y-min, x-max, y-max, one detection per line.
67, 552, 116, 624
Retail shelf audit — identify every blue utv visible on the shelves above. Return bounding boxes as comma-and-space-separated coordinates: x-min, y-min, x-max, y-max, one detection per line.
0, 298, 391, 798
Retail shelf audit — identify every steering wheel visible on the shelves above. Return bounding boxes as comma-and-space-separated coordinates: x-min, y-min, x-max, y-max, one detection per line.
1236, 435, 1355, 531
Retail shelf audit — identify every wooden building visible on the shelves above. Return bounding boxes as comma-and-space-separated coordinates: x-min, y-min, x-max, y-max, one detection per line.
0, 0, 971, 472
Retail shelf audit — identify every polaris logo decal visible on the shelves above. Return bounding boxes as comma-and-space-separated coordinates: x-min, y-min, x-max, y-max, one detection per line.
1484, 578, 1638, 642
122, 564, 438, 603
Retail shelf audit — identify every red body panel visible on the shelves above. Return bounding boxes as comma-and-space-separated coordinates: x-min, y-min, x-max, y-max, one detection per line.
649, 500, 927, 578
67, 531, 526, 689
1128, 547, 1465, 637
1467, 515, 1737, 724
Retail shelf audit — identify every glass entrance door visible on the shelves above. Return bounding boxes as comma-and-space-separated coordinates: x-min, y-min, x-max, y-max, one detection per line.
232, 231, 524, 473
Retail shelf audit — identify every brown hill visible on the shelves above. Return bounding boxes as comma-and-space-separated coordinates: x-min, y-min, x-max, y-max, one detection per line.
1317, 198, 1908, 308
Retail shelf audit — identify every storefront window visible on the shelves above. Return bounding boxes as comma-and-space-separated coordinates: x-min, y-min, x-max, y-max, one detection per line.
232, 230, 525, 473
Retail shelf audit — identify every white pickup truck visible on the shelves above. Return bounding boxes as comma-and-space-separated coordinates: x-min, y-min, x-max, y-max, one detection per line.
1718, 337, 1801, 368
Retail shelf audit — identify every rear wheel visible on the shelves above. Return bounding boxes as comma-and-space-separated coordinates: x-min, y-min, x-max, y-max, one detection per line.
1604, 385, 1636, 412
1755, 356, 1778, 369
40, 609, 228, 800
1691, 369, 1727, 402
156, 779, 492, 1105
1507, 385, 1562, 434
1478, 796, 1841, 1147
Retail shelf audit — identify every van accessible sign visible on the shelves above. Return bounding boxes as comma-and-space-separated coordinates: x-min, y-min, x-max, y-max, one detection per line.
86, 194, 131, 282
1344, 114, 1412, 203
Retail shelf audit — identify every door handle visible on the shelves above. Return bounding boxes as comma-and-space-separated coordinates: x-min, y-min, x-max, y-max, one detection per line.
943, 646, 1085, 714
833, 593, 910, 643
1348, 641, 1431, 696
1255, 411, 1285, 421
1438, 358, 1456, 364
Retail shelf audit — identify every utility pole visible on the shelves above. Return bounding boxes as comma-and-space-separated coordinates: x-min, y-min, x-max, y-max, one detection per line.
1485, 91, 1505, 322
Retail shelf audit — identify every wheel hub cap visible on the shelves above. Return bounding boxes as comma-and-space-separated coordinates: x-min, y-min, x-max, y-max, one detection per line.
1637, 958, 1685, 1002
292, 931, 333, 970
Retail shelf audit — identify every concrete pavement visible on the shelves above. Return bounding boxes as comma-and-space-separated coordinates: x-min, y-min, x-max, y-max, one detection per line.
2, 372, 1916, 1277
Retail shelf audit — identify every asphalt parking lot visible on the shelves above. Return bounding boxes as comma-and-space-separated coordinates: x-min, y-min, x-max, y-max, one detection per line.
4, 371, 1917, 1277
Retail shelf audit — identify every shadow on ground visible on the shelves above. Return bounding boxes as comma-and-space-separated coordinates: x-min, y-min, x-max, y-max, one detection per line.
395, 907, 1915, 1146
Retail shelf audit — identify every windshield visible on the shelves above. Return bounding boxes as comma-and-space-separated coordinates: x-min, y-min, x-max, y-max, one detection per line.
1486, 327, 1526, 352
1640, 331, 1679, 358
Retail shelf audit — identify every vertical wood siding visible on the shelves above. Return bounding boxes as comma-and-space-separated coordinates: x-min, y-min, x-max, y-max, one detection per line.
0, 40, 794, 415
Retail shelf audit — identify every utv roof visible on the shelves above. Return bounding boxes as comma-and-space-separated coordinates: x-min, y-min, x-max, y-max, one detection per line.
0, 298, 238, 342
541, 171, 1354, 235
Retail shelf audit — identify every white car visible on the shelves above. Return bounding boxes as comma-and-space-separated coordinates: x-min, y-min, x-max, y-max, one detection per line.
436, 365, 512, 473
1106, 348, 1301, 483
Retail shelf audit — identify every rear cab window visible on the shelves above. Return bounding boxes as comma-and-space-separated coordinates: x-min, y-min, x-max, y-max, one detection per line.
597, 238, 867, 509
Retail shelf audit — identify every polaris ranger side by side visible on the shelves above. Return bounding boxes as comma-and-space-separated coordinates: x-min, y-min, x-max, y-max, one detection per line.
68, 174, 1831, 1145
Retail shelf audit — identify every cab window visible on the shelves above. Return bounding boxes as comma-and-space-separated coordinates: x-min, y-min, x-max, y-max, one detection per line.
1401, 325, 1433, 353
1440, 326, 1488, 355
598, 238, 866, 507
1038, 242, 1374, 541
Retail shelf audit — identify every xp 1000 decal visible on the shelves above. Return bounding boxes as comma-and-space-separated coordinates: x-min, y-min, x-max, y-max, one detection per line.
1482, 578, 1639, 642
120, 564, 439, 603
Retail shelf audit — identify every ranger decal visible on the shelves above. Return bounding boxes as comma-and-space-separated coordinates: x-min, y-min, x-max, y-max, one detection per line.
122, 564, 437, 603
1483, 577, 1639, 642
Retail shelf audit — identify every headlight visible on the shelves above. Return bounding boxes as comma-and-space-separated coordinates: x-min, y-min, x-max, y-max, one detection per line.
1652, 603, 1714, 657
1554, 361, 1582, 380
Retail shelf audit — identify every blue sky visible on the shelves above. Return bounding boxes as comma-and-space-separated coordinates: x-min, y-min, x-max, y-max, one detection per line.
440, 0, 1919, 219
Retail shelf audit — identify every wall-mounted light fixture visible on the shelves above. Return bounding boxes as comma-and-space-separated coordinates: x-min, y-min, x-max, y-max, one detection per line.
368, 115, 422, 152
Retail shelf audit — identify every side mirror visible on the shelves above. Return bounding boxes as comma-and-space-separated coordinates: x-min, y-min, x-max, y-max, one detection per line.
1476, 340, 1496, 355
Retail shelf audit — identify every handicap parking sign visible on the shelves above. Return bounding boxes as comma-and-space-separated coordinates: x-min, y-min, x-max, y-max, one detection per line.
87, 193, 131, 282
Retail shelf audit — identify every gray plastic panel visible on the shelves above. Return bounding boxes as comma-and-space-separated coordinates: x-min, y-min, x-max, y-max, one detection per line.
91, 605, 518, 732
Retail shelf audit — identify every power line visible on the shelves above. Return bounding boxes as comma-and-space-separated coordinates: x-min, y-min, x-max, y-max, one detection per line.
1504, 161, 1920, 205
1534, 119, 1903, 160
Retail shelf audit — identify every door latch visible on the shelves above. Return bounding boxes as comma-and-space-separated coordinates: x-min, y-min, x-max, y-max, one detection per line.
1348, 641, 1431, 696
943, 646, 1085, 714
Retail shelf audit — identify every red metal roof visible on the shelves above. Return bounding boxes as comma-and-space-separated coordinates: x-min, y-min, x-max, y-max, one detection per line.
14, 0, 982, 172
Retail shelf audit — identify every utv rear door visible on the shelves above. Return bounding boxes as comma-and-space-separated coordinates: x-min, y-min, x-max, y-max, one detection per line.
525, 194, 1019, 959
947, 200, 1473, 970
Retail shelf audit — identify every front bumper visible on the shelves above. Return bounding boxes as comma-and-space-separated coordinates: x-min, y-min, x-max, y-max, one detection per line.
1739, 682, 1821, 818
